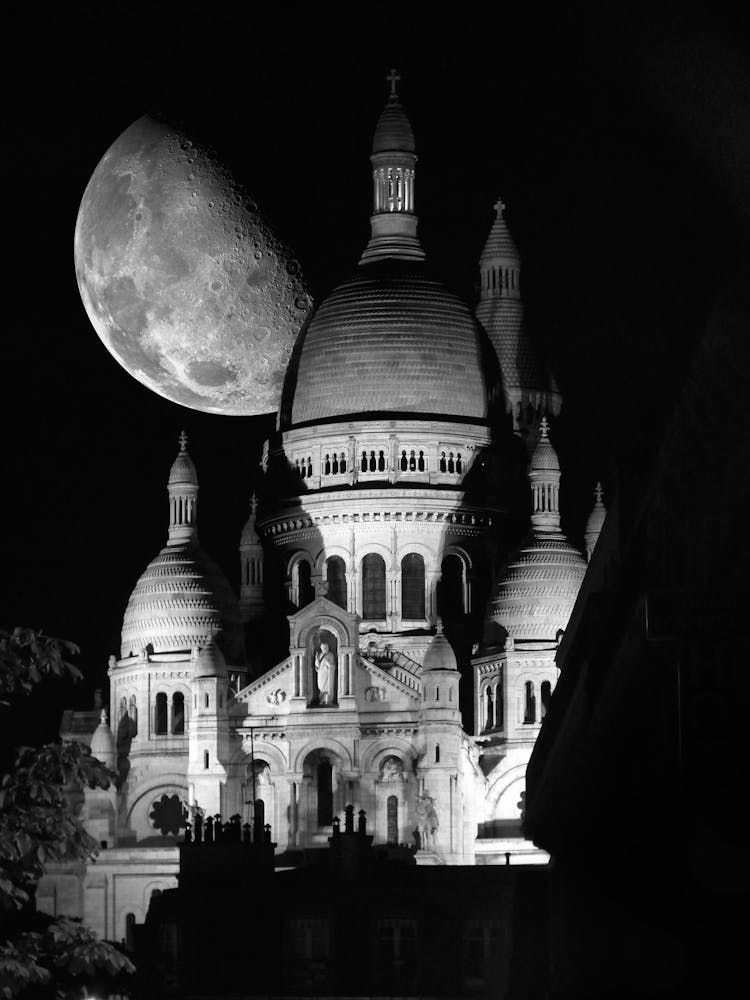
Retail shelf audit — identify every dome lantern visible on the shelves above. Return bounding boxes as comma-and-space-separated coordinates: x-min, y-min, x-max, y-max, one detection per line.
529, 417, 561, 533
168, 430, 199, 546
360, 69, 425, 264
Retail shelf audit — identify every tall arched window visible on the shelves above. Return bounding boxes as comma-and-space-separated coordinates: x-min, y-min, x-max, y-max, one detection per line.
297, 560, 314, 608
154, 692, 167, 735
523, 681, 536, 724
171, 692, 185, 734
387, 795, 398, 845
485, 687, 494, 730
362, 554, 386, 619
317, 760, 333, 826
401, 553, 425, 619
326, 556, 347, 609
540, 680, 552, 718
438, 554, 464, 618
128, 694, 138, 735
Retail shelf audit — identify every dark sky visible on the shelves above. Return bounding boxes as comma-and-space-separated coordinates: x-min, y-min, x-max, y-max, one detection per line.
5, 6, 749, 728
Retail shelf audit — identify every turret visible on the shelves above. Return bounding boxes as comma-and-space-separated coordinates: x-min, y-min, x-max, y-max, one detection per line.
188, 641, 230, 817
476, 198, 561, 446
360, 69, 425, 263
239, 494, 264, 624
167, 430, 199, 546
529, 417, 561, 534
84, 710, 117, 847
584, 482, 607, 561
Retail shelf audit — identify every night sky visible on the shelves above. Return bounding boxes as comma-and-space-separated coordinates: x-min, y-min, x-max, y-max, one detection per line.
5, 7, 748, 736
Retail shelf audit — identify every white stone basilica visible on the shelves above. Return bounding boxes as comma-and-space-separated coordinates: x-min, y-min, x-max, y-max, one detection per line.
43, 75, 604, 943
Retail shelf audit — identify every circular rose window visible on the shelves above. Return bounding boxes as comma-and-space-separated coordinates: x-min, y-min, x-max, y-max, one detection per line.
149, 794, 187, 836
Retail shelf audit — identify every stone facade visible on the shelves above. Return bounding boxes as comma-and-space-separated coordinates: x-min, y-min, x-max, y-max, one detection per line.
41, 75, 599, 943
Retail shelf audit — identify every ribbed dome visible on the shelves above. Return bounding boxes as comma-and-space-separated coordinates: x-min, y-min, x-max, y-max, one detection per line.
168, 437, 198, 486
373, 101, 415, 153
530, 421, 560, 472
287, 261, 493, 425
90, 711, 115, 768
195, 639, 227, 678
422, 630, 459, 673
485, 535, 587, 643
121, 542, 244, 662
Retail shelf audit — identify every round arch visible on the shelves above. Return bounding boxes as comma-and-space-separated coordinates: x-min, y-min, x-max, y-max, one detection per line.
230, 739, 288, 772
313, 544, 352, 574
355, 541, 394, 570
293, 737, 353, 773
485, 762, 528, 815
361, 737, 418, 775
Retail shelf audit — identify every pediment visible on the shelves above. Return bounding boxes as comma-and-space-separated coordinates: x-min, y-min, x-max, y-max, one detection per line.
288, 596, 360, 648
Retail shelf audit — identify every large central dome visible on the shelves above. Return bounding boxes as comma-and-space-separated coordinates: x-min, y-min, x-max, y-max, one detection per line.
286, 260, 493, 426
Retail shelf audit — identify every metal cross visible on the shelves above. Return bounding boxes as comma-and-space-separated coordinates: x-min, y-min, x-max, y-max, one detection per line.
386, 68, 401, 99
495, 197, 506, 214
178, 429, 188, 452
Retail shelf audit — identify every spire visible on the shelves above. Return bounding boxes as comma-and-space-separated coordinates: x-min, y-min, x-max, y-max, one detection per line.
584, 482, 607, 561
475, 196, 562, 444
239, 492, 264, 624
360, 70, 425, 264
167, 431, 199, 545
529, 417, 561, 534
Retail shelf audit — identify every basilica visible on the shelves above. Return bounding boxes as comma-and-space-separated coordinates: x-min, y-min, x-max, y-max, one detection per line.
42, 74, 604, 945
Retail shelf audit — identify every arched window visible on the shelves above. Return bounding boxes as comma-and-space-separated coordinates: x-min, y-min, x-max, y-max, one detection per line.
326, 556, 347, 609
387, 795, 398, 845
154, 692, 167, 735
439, 451, 447, 473
119, 696, 127, 721
401, 553, 425, 619
541, 680, 552, 718
378, 450, 386, 472
171, 692, 184, 734
362, 553, 386, 619
523, 681, 536, 724
400, 450, 408, 471
306, 457, 312, 478
456, 453, 463, 474
323, 454, 331, 475
485, 687, 494, 730
361, 451, 368, 472
369, 450, 377, 472
409, 450, 416, 471
317, 760, 333, 826
448, 452, 455, 474
128, 694, 138, 734
331, 453, 338, 474
125, 912, 137, 951
438, 554, 465, 618
297, 560, 314, 607
203, 750, 209, 769
418, 450, 426, 471
339, 452, 347, 473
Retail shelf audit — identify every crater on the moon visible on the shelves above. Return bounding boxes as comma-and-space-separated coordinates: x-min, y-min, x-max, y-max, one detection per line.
74, 114, 313, 415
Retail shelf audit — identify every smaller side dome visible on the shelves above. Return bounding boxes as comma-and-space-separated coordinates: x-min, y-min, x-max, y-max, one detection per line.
194, 639, 227, 678
90, 710, 116, 769
422, 624, 459, 673
169, 430, 198, 486
240, 494, 260, 545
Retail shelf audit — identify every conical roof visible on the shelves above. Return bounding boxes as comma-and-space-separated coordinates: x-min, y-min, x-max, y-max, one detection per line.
422, 626, 458, 673
372, 99, 415, 153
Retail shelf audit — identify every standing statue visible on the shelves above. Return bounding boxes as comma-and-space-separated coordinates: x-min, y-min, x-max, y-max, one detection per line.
415, 791, 439, 851
314, 641, 336, 705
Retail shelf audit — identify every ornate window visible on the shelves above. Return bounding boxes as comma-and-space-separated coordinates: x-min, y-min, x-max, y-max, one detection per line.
171, 692, 184, 735
362, 553, 386, 619
387, 795, 399, 845
401, 553, 425, 619
149, 794, 186, 836
326, 556, 347, 609
154, 692, 167, 735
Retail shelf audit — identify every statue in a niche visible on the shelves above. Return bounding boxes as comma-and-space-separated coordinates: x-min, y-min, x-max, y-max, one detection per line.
314, 640, 336, 705
415, 790, 439, 851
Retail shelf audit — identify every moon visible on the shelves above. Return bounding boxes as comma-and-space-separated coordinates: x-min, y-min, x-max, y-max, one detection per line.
74, 115, 312, 415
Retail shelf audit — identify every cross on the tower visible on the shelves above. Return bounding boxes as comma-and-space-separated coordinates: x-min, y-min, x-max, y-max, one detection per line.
386, 68, 401, 100
540, 416, 549, 437
594, 481, 603, 503
251, 492, 258, 516
495, 196, 506, 214
178, 430, 188, 452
